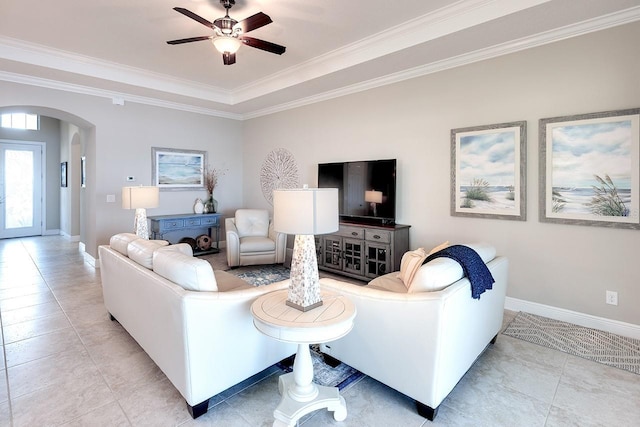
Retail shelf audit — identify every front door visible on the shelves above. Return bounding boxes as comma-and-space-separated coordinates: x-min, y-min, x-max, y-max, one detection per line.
0, 141, 43, 238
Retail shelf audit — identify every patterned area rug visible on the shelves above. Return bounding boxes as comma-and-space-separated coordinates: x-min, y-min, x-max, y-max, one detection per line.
277, 348, 365, 391
225, 264, 291, 286
503, 312, 640, 375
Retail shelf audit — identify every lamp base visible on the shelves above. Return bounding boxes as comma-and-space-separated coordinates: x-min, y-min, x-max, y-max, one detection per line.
287, 234, 323, 312
134, 208, 150, 239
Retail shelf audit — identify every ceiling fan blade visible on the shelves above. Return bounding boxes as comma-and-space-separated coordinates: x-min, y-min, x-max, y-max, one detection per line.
241, 36, 286, 55
223, 52, 236, 65
235, 12, 272, 33
166, 36, 212, 45
173, 7, 214, 28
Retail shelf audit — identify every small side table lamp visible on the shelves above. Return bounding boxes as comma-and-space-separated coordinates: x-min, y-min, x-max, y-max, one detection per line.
364, 190, 383, 217
273, 187, 339, 312
122, 186, 159, 239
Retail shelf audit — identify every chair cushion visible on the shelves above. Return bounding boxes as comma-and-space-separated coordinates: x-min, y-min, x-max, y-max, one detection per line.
240, 236, 276, 253
235, 209, 270, 237
408, 243, 497, 293
109, 233, 140, 256
153, 250, 217, 292
127, 239, 169, 269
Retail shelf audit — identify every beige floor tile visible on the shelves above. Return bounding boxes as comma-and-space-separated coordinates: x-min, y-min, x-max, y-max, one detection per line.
1, 300, 65, 326
2, 311, 72, 344
4, 327, 84, 367
0, 289, 56, 311
117, 377, 192, 426
0, 370, 8, 404
59, 401, 131, 427
180, 401, 254, 427
0, 282, 50, 300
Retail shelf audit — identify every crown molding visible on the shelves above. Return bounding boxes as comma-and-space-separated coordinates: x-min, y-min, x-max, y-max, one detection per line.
242, 6, 640, 120
0, 70, 243, 120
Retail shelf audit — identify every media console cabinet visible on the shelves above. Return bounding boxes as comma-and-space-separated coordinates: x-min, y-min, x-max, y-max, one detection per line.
285, 222, 410, 281
148, 213, 221, 256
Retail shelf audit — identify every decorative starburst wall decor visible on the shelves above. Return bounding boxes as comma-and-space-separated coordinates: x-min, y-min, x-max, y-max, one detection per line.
260, 148, 300, 205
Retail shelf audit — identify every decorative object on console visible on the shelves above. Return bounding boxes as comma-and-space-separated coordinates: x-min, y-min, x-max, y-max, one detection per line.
260, 148, 300, 205
451, 121, 526, 221
273, 187, 338, 311
203, 165, 226, 213
122, 186, 159, 239
539, 108, 640, 230
364, 190, 383, 217
193, 198, 204, 214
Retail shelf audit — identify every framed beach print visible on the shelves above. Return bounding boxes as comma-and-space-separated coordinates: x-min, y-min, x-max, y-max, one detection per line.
539, 108, 640, 229
451, 121, 527, 220
152, 147, 207, 191
61, 162, 68, 188
80, 156, 86, 188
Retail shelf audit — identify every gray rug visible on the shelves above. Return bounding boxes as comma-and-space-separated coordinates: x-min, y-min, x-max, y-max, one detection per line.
225, 264, 291, 286
503, 312, 640, 375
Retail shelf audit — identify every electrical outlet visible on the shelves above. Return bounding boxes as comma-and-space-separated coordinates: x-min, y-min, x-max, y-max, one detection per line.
606, 290, 618, 306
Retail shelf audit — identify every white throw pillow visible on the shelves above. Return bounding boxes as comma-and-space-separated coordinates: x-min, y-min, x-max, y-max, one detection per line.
153, 250, 217, 292
127, 239, 169, 269
109, 233, 140, 256
408, 243, 496, 293
397, 247, 427, 289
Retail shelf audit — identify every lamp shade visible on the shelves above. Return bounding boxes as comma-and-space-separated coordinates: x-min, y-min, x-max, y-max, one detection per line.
212, 36, 242, 54
122, 186, 159, 210
273, 188, 339, 235
365, 190, 383, 204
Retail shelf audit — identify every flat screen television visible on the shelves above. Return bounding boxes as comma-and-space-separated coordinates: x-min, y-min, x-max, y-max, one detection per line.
318, 159, 396, 226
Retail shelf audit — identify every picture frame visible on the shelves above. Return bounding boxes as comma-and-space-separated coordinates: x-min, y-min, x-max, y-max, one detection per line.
451, 121, 527, 220
61, 162, 67, 188
151, 147, 207, 191
80, 156, 86, 188
539, 108, 640, 229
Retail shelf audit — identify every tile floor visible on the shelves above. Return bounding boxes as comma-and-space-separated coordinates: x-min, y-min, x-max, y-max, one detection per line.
0, 236, 639, 426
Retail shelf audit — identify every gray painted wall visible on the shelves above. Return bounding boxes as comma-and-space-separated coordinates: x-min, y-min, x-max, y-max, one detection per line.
242, 22, 640, 325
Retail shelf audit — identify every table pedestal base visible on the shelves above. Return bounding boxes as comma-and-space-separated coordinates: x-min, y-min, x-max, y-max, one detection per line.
273, 372, 347, 427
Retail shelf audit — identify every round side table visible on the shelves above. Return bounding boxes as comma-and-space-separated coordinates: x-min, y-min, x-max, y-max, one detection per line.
251, 289, 356, 427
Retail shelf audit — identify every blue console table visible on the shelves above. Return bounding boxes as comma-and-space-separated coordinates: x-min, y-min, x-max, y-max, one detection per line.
148, 213, 222, 255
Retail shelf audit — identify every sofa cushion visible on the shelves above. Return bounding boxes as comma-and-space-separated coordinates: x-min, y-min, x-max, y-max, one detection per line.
397, 247, 427, 289
367, 274, 409, 293
110, 233, 140, 256
153, 250, 217, 292
155, 243, 194, 257
127, 239, 169, 269
408, 243, 496, 293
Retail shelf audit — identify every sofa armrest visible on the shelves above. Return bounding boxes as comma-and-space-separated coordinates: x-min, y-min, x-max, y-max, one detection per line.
269, 221, 287, 263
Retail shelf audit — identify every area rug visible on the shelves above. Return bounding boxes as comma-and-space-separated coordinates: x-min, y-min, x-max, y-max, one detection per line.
225, 264, 291, 286
277, 348, 365, 391
503, 312, 640, 375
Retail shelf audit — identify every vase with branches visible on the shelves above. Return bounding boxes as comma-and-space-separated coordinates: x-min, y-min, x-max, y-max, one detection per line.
203, 166, 226, 213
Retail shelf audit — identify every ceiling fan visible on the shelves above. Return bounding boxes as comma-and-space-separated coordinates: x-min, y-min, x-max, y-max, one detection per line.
167, 0, 286, 65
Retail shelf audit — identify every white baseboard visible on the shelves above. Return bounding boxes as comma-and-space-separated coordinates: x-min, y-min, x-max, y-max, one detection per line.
77, 241, 98, 268
43, 229, 60, 236
505, 297, 640, 340
60, 231, 80, 242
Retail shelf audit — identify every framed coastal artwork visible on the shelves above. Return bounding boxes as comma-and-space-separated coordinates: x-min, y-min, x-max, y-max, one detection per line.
451, 121, 527, 220
61, 162, 68, 188
152, 147, 207, 191
539, 108, 640, 229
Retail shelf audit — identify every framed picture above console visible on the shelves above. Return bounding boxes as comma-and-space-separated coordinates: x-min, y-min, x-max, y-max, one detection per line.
151, 147, 207, 191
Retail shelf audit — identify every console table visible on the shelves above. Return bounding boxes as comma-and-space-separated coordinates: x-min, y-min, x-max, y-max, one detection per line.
148, 213, 221, 255
251, 289, 356, 427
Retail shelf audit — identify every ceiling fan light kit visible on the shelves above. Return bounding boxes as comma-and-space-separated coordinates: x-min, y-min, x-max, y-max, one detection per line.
167, 0, 285, 65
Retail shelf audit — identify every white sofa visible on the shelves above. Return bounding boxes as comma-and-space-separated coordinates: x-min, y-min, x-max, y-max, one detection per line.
225, 209, 286, 267
99, 233, 296, 418
319, 243, 508, 421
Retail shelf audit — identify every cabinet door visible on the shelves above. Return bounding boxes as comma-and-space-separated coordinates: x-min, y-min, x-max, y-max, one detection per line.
315, 236, 323, 267
365, 242, 390, 278
322, 236, 343, 271
342, 238, 364, 276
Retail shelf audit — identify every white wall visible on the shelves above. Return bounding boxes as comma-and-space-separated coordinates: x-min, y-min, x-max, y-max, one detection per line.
0, 86, 243, 257
243, 22, 640, 326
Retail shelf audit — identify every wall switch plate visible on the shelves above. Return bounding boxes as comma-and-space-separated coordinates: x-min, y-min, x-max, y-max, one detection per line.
106, 194, 116, 203
606, 290, 618, 306
126, 176, 135, 182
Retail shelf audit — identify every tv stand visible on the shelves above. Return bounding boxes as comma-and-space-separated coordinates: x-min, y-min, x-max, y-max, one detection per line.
285, 222, 410, 282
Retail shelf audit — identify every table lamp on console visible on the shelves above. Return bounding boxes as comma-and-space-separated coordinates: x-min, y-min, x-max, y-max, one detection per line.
273, 186, 339, 312
122, 186, 159, 239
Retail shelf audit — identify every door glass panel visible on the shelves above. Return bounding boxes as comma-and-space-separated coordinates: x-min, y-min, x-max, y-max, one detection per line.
5, 149, 34, 228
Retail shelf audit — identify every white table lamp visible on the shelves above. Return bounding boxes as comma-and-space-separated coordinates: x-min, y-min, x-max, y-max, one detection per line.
365, 190, 383, 217
122, 186, 159, 239
273, 187, 339, 311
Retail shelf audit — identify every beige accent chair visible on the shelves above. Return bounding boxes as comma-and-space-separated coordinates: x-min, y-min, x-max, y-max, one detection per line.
225, 209, 286, 267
